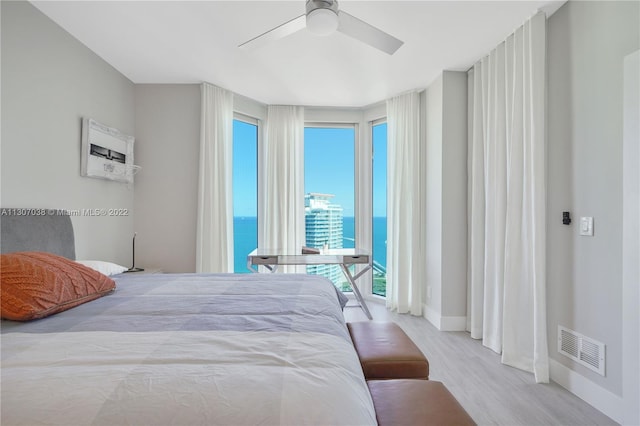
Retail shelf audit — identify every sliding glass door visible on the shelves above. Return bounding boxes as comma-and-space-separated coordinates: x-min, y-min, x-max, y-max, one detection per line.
232, 118, 258, 273
372, 121, 387, 297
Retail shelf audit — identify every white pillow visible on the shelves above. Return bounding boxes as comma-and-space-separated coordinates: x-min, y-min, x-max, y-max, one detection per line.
76, 260, 128, 276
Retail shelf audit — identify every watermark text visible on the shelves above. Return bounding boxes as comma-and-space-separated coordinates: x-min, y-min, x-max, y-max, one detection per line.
1, 208, 129, 217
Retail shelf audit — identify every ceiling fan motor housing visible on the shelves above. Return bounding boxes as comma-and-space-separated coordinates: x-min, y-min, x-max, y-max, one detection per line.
306, 0, 339, 15
306, 0, 339, 36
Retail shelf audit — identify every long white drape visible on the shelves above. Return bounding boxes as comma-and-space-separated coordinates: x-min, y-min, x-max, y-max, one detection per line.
196, 83, 234, 273
386, 92, 423, 315
467, 13, 548, 382
260, 105, 305, 269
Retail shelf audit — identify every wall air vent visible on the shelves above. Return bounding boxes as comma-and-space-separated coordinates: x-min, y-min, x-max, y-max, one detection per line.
558, 326, 605, 376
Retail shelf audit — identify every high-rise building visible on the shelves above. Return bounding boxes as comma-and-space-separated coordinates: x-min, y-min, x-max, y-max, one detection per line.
305, 193, 343, 285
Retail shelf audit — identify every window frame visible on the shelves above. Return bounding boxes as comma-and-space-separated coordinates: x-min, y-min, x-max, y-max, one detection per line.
302, 110, 389, 300
370, 118, 388, 298
303, 122, 358, 290
231, 113, 261, 273
230, 104, 389, 299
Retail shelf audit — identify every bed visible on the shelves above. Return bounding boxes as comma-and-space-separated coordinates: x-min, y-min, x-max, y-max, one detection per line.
0, 212, 377, 425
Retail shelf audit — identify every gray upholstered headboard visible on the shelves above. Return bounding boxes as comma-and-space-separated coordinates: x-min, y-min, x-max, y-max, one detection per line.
0, 210, 76, 259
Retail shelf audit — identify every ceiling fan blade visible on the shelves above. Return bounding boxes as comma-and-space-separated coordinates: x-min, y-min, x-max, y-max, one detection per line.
239, 14, 306, 51
337, 11, 403, 55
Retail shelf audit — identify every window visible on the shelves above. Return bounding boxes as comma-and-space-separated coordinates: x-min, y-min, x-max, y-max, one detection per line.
304, 126, 355, 290
372, 122, 387, 296
232, 118, 258, 273
232, 116, 385, 299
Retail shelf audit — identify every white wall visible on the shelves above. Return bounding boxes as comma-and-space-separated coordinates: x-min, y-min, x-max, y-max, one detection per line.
440, 72, 467, 323
425, 76, 444, 320
622, 49, 639, 426
134, 85, 200, 272
1, 1, 135, 265
546, 0, 639, 417
424, 71, 468, 330
133, 87, 267, 273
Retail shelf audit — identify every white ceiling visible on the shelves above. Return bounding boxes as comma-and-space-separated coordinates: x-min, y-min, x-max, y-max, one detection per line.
32, 0, 565, 107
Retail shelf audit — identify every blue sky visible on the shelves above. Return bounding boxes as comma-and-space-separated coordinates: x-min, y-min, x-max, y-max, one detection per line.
232, 120, 258, 217
232, 121, 387, 218
304, 127, 355, 216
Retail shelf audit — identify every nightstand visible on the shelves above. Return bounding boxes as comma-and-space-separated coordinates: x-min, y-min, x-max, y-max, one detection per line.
123, 268, 162, 274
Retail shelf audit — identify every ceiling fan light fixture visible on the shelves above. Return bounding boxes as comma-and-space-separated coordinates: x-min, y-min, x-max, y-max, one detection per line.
306, 7, 338, 36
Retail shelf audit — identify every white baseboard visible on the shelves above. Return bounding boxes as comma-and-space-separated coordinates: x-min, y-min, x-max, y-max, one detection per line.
441, 315, 467, 331
549, 359, 624, 424
423, 304, 441, 328
422, 304, 466, 331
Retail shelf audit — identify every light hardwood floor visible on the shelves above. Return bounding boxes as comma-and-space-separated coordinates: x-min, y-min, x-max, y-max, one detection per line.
343, 301, 617, 426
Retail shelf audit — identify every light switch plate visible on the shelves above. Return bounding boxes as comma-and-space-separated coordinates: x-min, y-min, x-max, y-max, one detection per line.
580, 217, 594, 236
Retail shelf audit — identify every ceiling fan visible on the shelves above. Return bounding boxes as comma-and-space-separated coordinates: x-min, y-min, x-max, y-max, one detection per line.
238, 0, 404, 55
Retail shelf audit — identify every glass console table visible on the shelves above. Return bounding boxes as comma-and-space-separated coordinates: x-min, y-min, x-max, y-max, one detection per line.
247, 248, 372, 320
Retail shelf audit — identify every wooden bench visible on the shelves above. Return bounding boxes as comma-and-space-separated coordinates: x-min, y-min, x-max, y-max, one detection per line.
367, 379, 476, 426
347, 321, 429, 380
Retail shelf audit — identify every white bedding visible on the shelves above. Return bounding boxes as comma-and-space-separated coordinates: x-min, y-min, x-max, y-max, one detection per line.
1, 274, 376, 425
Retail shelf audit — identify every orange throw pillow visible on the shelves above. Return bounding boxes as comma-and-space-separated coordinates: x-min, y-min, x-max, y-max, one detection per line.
1, 252, 115, 321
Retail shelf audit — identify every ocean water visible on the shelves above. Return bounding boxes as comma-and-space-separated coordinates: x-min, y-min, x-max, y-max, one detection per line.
234, 217, 258, 273
233, 216, 387, 274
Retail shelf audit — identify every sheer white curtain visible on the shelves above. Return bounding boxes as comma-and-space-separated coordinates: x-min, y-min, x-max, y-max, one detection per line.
259, 105, 305, 269
196, 83, 234, 273
467, 13, 548, 382
386, 92, 424, 315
